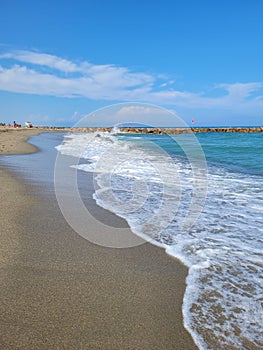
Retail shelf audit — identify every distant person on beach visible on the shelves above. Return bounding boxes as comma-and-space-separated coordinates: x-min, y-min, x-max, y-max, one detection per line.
13, 121, 21, 128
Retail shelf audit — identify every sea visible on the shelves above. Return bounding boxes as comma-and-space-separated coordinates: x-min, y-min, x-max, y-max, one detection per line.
1, 130, 263, 350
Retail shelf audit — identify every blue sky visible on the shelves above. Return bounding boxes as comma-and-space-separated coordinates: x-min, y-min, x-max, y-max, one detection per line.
0, 0, 263, 126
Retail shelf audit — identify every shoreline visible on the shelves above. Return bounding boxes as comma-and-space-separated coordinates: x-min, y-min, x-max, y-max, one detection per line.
0, 127, 68, 155
0, 129, 198, 349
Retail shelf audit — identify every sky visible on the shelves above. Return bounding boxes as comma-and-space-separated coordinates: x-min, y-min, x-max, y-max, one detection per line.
0, 0, 263, 126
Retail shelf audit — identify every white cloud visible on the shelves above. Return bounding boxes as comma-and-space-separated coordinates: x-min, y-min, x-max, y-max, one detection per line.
75, 104, 183, 127
0, 50, 263, 117
113, 104, 184, 127
143, 82, 263, 115
0, 51, 80, 72
217, 82, 263, 97
0, 50, 156, 100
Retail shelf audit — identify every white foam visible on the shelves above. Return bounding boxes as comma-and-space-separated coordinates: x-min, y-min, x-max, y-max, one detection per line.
56, 132, 263, 350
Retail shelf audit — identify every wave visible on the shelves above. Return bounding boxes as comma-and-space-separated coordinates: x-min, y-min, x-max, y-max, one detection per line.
56, 131, 263, 350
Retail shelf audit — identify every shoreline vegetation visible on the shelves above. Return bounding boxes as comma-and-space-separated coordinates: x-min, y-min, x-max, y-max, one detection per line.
0, 128, 199, 349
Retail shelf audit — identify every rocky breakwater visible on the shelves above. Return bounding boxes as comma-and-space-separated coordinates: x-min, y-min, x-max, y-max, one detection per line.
118, 127, 263, 134
23, 126, 262, 134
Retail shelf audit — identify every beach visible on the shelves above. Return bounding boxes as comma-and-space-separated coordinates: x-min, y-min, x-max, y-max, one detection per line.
0, 129, 198, 349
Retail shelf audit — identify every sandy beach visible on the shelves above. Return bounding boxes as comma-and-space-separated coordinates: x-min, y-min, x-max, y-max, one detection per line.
0, 127, 42, 154
0, 129, 198, 349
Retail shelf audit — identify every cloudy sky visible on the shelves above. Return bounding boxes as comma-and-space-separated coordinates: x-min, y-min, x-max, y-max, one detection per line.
1, 0, 263, 126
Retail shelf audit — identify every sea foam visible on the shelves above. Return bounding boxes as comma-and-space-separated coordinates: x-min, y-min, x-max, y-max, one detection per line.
56, 131, 263, 350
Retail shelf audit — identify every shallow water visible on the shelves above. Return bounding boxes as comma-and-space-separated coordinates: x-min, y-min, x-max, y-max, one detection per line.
56, 130, 263, 350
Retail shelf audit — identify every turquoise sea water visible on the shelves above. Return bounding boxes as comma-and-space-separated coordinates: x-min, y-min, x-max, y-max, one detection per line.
196, 132, 262, 175
1, 131, 262, 350
120, 132, 263, 175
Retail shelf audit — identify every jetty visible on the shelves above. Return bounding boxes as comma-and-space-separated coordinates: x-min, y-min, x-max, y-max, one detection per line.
1, 126, 262, 134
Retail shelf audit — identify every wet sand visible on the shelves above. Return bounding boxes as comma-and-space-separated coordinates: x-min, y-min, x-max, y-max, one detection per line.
0, 129, 198, 349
